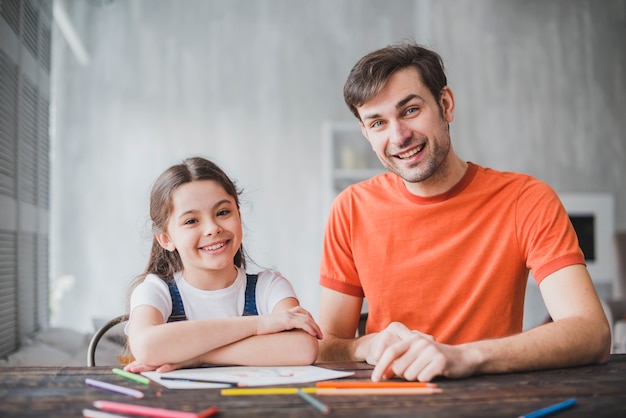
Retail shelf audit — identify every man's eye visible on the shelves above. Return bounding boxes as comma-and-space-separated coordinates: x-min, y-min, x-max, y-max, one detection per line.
405, 106, 419, 115
371, 120, 383, 128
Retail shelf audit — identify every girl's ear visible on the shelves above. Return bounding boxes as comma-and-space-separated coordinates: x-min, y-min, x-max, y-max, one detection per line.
155, 232, 176, 252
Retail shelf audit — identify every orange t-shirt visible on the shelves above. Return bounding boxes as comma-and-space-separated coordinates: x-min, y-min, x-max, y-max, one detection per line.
319, 163, 584, 344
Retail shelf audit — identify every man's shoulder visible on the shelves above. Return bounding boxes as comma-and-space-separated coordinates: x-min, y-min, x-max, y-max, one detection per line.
471, 163, 558, 204
473, 163, 546, 188
339, 172, 397, 196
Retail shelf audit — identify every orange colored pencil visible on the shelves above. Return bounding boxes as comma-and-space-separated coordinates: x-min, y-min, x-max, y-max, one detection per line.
315, 387, 442, 395
316, 381, 437, 388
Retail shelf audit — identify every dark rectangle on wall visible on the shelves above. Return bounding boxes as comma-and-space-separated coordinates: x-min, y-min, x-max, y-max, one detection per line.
0, 230, 18, 357
0, 50, 18, 198
569, 215, 595, 261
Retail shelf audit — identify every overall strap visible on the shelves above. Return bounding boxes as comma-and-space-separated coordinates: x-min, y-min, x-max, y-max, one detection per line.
167, 281, 187, 322
243, 274, 259, 316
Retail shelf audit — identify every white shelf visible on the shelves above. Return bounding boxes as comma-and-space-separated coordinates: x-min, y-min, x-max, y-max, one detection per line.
323, 121, 384, 208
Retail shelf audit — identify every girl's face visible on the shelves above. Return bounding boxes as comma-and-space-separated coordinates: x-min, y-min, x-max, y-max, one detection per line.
156, 179, 242, 287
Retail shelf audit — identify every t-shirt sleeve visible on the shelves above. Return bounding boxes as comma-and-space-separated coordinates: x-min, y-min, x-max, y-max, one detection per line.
255, 270, 298, 314
128, 274, 172, 323
516, 178, 585, 284
319, 189, 365, 297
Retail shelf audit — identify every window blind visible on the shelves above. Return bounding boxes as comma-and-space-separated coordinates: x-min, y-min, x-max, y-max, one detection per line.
0, 0, 51, 358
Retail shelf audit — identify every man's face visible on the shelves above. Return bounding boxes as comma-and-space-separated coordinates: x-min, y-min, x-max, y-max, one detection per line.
357, 67, 454, 187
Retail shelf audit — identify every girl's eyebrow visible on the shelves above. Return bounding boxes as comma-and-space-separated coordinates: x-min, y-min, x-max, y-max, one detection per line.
175, 198, 234, 220
212, 198, 234, 209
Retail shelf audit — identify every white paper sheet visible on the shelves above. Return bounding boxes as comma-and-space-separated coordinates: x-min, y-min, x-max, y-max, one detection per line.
143, 365, 354, 389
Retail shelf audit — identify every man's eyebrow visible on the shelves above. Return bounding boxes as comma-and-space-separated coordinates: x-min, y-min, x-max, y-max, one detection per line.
397, 94, 423, 109
361, 94, 425, 122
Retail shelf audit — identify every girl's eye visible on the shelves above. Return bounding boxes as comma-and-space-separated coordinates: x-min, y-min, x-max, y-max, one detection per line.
184, 218, 198, 225
217, 209, 230, 217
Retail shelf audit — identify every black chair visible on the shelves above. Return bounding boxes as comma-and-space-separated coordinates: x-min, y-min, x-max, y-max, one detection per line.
357, 312, 368, 337
87, 314, 129, 367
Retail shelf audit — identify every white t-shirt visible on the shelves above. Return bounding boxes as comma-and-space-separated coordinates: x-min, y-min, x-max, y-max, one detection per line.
128, 267, 297, 324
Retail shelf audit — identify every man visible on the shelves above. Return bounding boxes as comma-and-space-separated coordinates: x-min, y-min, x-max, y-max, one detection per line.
317, 41, 610, 382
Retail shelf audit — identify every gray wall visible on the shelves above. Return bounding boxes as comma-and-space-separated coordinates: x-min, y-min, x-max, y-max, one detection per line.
50, 0, 626, 333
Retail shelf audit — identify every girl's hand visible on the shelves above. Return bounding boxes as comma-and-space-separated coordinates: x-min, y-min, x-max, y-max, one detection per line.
124, 356, 204, 374
256, 306, 323, 339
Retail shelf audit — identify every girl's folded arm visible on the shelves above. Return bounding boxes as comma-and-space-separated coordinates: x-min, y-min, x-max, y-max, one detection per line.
200, 297, 322, 366
199, 330, 319, 366
127, 304, 260, 366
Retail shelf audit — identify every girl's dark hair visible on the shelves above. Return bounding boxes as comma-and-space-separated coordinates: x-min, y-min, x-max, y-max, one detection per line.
344, 40, 448, 120
131, 157, 246, 292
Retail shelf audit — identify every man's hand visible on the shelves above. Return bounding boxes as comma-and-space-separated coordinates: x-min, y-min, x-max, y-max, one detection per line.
364, 322, 476, 382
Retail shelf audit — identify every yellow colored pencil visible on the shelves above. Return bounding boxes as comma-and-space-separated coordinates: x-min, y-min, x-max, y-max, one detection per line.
221, 387, 442, 396
221, 387, 317, 395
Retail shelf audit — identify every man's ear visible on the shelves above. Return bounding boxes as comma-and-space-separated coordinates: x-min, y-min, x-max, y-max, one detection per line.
440, 86, 455, 123
155, 232, 176, 252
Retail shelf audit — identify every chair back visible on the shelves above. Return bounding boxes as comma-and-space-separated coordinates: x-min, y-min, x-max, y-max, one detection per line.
87, 314, 129, 367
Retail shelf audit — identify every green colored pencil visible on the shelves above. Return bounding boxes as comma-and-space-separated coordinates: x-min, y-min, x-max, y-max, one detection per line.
112, 368, 150, 385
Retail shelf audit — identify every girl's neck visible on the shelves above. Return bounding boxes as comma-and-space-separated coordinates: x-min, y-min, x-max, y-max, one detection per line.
181, 265, 239, 290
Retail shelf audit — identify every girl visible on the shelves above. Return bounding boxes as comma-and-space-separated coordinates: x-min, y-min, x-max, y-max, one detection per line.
124, 157, 322, 373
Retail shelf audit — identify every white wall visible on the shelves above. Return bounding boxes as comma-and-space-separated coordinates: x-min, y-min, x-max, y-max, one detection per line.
50, 0, 626, 333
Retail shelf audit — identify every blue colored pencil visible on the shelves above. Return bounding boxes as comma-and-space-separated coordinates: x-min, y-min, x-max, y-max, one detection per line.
297, 388, 330, 415
518, 398, 576, 418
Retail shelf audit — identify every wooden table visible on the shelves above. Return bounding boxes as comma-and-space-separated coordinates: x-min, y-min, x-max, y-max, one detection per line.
1, 355, 625, 417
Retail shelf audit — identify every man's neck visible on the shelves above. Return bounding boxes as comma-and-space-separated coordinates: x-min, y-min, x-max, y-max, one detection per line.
403, 155, 468, 197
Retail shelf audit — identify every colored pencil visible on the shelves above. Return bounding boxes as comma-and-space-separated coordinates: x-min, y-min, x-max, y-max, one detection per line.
93, 400, 218, 418
197, 406, 220, 418
221, 387, 318, 395
160, 376, 236, 386
112, 368, 151, 385
221, 387, 441, 396
83, 409, 132, 418
316, 380, 437, 388
518, 398, 577, 418
85, 378, 144, 399
297, 388, 331, 415
315, 387, 442, 395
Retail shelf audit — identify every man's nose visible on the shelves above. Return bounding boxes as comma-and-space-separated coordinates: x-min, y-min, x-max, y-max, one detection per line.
389, 120, 411, 145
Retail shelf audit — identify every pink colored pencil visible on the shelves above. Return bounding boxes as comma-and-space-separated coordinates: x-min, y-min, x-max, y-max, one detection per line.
93, 400, 218, 418
316, 380, 437, 388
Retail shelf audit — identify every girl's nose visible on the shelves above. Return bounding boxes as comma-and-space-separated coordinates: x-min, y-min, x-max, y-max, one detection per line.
203, 220, 222, 236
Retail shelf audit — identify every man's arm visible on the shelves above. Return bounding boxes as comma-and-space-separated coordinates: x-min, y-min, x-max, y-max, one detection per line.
317, 287, 365, 361
469, 264, 611, 374
370, 264, 611, 382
